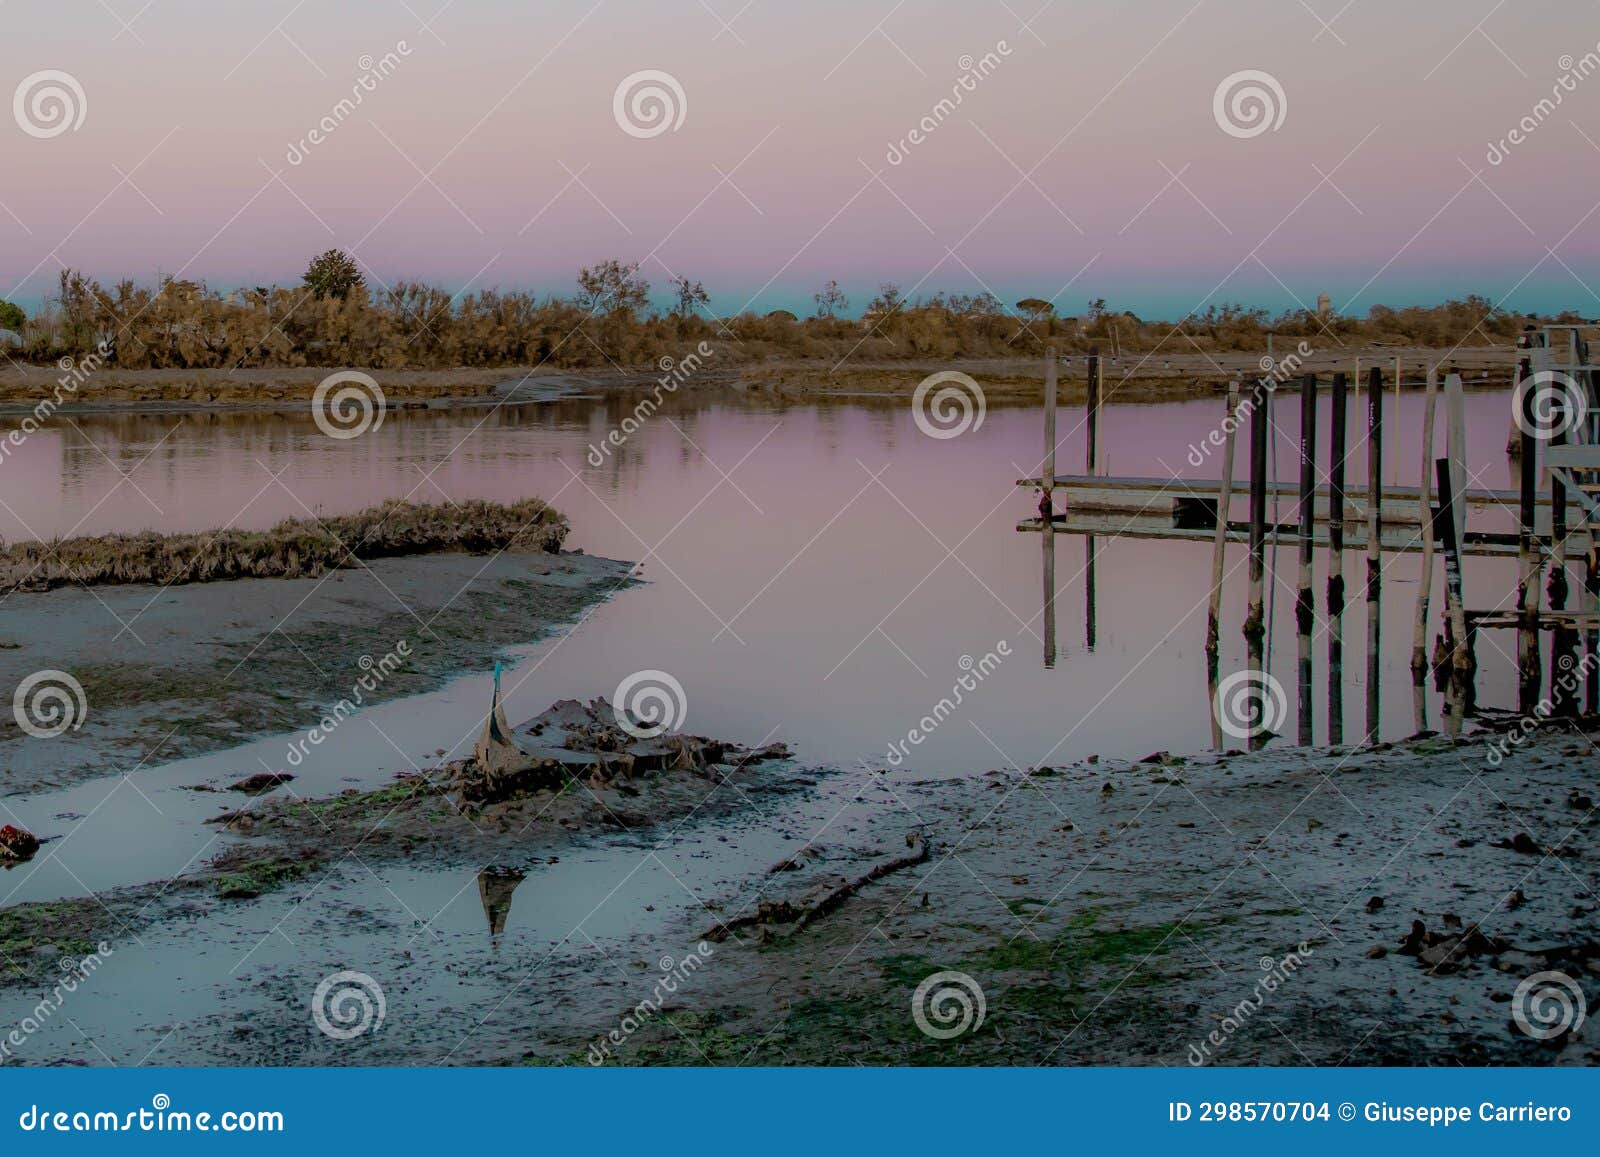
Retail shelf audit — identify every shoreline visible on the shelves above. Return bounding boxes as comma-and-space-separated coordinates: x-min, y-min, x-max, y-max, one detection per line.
0, 347, 1519, 416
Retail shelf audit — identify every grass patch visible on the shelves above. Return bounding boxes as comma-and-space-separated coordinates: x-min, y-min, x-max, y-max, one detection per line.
0, 497, 567, 594
212, 855, 319, 900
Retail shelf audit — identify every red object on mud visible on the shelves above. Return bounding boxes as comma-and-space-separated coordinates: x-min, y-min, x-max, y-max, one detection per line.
0, 824, 40, 861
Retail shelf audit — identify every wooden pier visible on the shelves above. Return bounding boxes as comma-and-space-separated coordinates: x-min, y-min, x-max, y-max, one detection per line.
1023, 327, 1600, 748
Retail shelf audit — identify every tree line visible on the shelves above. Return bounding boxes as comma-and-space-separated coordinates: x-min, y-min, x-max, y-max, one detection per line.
0, 250, 1574, 371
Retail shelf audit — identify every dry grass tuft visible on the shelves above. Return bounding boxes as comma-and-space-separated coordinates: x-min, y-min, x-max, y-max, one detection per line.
0, 498, 568, 593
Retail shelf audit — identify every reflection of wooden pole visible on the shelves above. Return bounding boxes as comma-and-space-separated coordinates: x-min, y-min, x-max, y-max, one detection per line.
1550, 385, 1576, 716
1365, 366, 1383, 745
1444, 372, 1468, 551
1042, 517, 1057, 669
1411, 368, 1439, 734
1246, 377, 1271, 750
1207, 382, 1242, 751
1516, 356, 1542, 715
1296, 373, 1318, 746
1327, 371, 1348, 745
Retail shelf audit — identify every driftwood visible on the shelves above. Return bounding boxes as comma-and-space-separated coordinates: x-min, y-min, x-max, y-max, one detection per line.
703, 832, 930, 943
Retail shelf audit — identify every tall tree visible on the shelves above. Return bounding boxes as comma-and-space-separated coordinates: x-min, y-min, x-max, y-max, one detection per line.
302, 249, 366, 300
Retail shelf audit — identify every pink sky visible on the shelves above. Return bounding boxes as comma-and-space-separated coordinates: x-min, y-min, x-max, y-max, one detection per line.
3, 0, 1597, 317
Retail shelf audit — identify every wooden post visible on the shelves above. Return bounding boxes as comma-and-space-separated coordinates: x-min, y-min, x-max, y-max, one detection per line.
1365, 366, 1384, 744
1411, 368, 1439, 733
1086, 350, 1102, 476
1297, 373, 1318, 745
1327, 371, 1348, 745
1207, 382, 1242, 751
1041, 348, 1057, 519
1393, 357, 1403, 486
1516, 356, 1542, 715
1245, 376, 1271, 750
1435, 457, 1471, 739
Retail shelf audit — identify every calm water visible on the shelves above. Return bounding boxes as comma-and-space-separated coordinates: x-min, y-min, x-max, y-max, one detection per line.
2, 385, 1530, 784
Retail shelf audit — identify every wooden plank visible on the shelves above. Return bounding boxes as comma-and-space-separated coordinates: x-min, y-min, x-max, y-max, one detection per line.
1297, 373, 1317, 745
1016, 514, 1549, 557
1246, 378, 1270, 751
1328, 371, 1348, 746
1206, 382, 1241, 751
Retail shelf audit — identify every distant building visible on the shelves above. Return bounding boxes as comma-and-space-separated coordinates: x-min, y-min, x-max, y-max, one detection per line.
1316, 293, 1332, 317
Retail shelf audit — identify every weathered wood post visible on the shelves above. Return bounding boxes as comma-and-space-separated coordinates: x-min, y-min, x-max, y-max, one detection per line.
1297, 372, 1318, 745
1041, 347, 1057, 519
1365, 365, 1384, 744
1245, 375, 1271, 750
1435, 457, 1471, 739
1084, 350, 1102, 651
1207, 382, 1242, 750
1327, 371, 1348, 745
1410, 367, 1439, 734
1516, 356, 1543, 714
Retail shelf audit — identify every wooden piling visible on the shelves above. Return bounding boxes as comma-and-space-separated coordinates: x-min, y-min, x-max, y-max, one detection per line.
1410, 368, 1439, 733
1327, 371, 1348, 745
1042, 516, 1057, 669
1207, 382, 1242, 751
1041, 347, 1057, 520
1444, 372, 1468, 551
1086, 351, 1101, 476
1297, 373, 1318, 745
1516, 356, 1543, 714
1365, 366, 1383, 745
1245, 376, 1271, 750
1435, 457, 1471, 739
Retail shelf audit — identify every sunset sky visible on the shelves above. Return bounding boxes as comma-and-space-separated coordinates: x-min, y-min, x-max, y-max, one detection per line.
3, 0, 1597, 318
